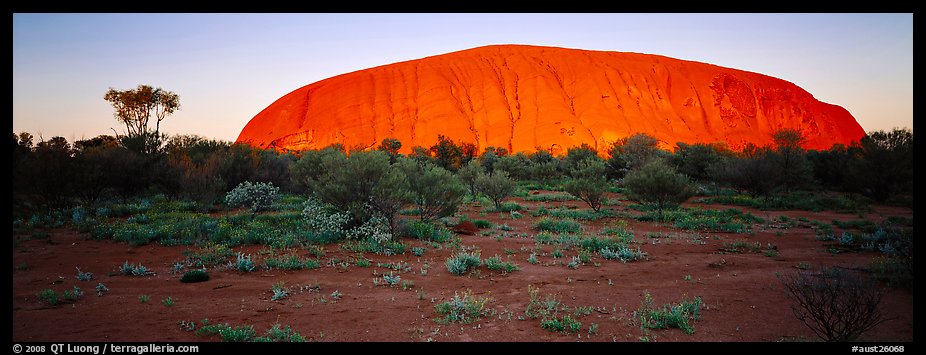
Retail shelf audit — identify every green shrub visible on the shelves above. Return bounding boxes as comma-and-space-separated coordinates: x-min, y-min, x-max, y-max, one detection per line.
307, 150, 411, 239
180, 269, 210, 283
473, 220, 493, 228
121, 261, 151, 276
225, 181, 280, 217
271, 282, 289, 301
532, 206, 614, 221
263, 255, 318, 270
256, 323, 306, 342
633, 291, 703, 335
446, 251, 482, 275
475, 171, 516, 210
434, 290, 492, 324
541, 315, 582, 333
622, 159, 694, 217
75, 267, 93, 281
533, 217, 581, 234
483, 255, 519, 273
411, 247, 425, 256
526, 193, 577, 202
235, 253, 255, 272
606, 133, 665, 179
637, 207, 762, 233
564, 157, 610, 212
37, 289, 59, 306
397, 158, 466, 221
600, 246, 646, 262
405, 220, 451, 242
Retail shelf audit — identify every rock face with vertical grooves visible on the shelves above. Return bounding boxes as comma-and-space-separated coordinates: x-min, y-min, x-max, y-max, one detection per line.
236, 45, 865, 154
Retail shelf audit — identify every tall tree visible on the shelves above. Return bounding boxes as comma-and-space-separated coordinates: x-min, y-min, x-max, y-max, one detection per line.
104, 85, 180, 138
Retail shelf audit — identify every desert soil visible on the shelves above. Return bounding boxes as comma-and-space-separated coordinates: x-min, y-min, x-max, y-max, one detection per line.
12, 193, 913, 342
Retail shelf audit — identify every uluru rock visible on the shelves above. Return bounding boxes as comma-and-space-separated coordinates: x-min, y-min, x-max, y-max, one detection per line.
237, 45, 865, 153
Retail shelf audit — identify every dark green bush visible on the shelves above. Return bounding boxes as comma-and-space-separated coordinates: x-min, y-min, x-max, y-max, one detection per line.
180, 269, 210, 283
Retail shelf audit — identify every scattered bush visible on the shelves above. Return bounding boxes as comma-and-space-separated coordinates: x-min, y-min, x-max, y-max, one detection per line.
37, 289, 60, 306
176, 268, 208, 283
483, 255, 519, 273
533, 217, 582, 234
225, 181, 280, 217
622, 159, 694, 217
633, 291, 703, 335
434, 290, 493, 324
95, 283, 109, 296
75, 267, 93, 281
122, 261, 151, 276
235, 253, 256, 273
397, 158, 466, 221
475, 171, 516, 210
600, 246, 646, 262
564, 157, 610, 211
270, 282, 289, 301
446, 251, 482, 275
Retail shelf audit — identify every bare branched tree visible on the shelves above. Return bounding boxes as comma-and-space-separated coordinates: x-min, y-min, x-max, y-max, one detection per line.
778, 267, 889, 341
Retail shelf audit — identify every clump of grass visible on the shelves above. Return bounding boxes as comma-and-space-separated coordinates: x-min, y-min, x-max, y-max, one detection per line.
532, 206, 614, 221
196, 320, 306, 342
138, 294, 150, 303
271, 282, 289, 301
599, 246, 646, 262
485, 202, 524, 213
533, 217, 582, 234
633, 291, 703, 335
264, 255, 319, 270
527, 253, 538, 264
354, 256, 371, 267
524, 285, 585, 333
180, 269, 210, 283
196, 320, 258, 342
235, 253, 256, 272
721, 240, 762, 253
63, 286, 83, 301
411, 247, 425, 256
121, 261, 151, 276
162, 296, 174, 307
483, 255, 519, 273
567, 256, 582, 269
95, 283, 109, 296
257, 323, 306, 342
637, 207, 763, 233
434, 290, 493, 324
382, 272, 402, 287
541, 314, 582, 333
75, 267, 93, 281
446, 251, 482, 275
37, 289, 59, 306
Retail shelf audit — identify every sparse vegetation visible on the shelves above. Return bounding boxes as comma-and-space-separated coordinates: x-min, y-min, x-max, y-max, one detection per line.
483, 255, 519, 273
633, 291, 703, 335
434, 290, 493, 324
533, 217, 582, 234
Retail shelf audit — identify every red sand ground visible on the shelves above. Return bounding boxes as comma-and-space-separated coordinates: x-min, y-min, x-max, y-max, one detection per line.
12, 194, 912, 342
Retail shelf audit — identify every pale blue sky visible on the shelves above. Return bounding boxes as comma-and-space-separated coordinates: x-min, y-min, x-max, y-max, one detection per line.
13, 13, 912, 142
